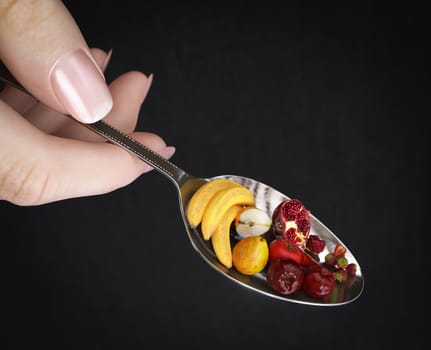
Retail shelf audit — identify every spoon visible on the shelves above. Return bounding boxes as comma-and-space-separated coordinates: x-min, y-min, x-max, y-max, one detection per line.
0, 61, 364, 306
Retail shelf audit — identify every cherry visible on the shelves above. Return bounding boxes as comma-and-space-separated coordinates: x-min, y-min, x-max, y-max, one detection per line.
267, 259, 304, 295
303, 264, 336, 298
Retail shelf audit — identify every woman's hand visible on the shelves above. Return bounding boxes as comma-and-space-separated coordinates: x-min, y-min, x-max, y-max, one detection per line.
0, 0, 175, 205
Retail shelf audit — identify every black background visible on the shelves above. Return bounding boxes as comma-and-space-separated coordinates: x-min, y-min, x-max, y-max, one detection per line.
2, 2, 426, 349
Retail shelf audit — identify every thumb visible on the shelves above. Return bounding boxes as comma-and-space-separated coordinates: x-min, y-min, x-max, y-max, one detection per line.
0, 0, 112, 123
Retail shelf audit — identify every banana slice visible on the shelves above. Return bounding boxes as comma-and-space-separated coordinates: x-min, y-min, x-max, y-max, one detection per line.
186, 178, 240, 228
201, 186, 255, 240
211, 205, 244, 268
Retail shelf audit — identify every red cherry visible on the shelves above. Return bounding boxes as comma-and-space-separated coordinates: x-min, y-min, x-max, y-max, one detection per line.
267, 259, 304, 296
303, 265, 336, 298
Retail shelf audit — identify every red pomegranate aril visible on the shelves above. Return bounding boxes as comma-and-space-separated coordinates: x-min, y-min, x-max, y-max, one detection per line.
286, 228, 298, 242
296, 209, 309, 221
272, 199, 311, 246
306, 235, 326, 254
282, 199, 303, 220
297, 219, 310, 234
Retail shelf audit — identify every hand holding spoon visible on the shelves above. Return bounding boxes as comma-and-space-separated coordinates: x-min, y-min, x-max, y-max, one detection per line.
0, 61, 364, 306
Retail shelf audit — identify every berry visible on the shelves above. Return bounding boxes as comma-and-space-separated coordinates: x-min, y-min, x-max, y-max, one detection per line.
333, 243, 347, 257
337, 256, 348, 268
325, 253, 337, 266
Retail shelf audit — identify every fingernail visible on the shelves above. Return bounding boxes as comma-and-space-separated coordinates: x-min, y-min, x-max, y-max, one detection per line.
49, 48, 113, 123
101, 48, 113, 72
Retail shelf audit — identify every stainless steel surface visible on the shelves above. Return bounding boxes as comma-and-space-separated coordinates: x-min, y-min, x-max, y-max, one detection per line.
1, 61, 364, 306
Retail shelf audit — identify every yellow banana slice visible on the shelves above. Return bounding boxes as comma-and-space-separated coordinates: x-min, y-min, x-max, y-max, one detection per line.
211, 205, 244, 268
186, 178, 241, 228
201, 186, 255, 240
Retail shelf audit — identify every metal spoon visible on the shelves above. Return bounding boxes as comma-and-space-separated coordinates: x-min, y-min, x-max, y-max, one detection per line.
0, 62, 364, 306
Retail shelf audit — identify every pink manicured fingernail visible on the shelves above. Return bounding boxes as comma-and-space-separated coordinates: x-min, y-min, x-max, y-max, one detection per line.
49, 49, 113, 123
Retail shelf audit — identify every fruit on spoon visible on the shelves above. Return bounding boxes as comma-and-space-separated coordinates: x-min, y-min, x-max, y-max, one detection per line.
186, 178, 241, 228
232, 236, 269, 275
303, 264, 336, 298
306, 235, 326, 254
272, 199, 311, 245
235, 207, 272, 238
267, 259, 304, 295
201, 186, 255, 240
268, 238, 305, 265
211, 205, 244, 268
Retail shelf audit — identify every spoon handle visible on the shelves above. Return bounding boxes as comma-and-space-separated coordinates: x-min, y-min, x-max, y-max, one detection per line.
0, 60, 189, 186
84, 119, 188, 185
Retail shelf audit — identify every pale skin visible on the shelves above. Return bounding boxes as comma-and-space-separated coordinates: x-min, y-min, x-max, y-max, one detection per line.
0, 0, 175, 205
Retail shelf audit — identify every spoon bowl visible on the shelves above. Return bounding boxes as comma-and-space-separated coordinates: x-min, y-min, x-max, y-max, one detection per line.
179, 174, 364, 306
1, 62, 364, 305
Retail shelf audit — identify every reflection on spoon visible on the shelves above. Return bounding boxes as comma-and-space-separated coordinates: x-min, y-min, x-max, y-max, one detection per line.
0, 63, 364, 306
